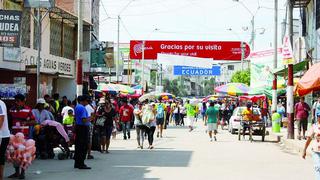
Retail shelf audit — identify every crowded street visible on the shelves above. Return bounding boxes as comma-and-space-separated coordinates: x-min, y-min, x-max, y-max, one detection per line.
3, 122, 313, 180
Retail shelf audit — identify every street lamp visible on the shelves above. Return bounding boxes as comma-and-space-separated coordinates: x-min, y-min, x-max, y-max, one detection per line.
232, 0, 258, 51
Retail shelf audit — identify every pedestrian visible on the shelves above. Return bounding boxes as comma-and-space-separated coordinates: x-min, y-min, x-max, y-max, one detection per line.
74, 95, 91, 170
8, 94, 35, 179
312, 97, 320, 124
205, 101, 219, 141
302, 113, 320, 180
0, 99, 10, 180
143, 103, 156, 149
119, 98, 134, 140
96, 98, 116, 153
61, 100, 74, 122
201, 102, 207, 125
32, 98, 54, 124
155, 98, 166, 138
180, 102, 186, 126
53, 93, 62, 123
295, 97, 311, 140
185, 100, 196, 132
173, 101, 181, 126
134, 102, 146, 149
85, 97, 95, 159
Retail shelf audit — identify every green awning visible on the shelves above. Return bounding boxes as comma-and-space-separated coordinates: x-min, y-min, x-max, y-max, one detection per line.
274, 60, 308, 77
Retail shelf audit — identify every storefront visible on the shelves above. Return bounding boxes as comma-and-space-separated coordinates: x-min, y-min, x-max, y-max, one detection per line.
22, 47, 76, 100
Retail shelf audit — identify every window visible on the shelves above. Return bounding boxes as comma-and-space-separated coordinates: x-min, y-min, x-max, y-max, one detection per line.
21, 9, 31, 48
50, 19, 62, 56
227, 65, 234, 71
316, 0, 320, 29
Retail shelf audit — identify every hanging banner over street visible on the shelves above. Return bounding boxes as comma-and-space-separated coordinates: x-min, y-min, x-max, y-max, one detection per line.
282, 35, 295, 65
130, 40, 250, 60
0, 10, 22, 47
173, 66, 221, 76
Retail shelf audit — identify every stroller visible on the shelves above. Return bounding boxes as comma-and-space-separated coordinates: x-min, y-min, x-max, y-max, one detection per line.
36, 120, 73, 160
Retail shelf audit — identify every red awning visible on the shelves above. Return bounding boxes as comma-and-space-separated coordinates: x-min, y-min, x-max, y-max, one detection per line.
239, 95, 266, 102
296, 62, 320, 96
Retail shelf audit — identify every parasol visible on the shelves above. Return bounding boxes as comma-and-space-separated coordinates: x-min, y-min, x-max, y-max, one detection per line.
214, 83, 250, 96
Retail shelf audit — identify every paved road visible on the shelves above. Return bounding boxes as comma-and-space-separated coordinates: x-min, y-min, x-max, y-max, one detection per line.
4, 121, 314, 180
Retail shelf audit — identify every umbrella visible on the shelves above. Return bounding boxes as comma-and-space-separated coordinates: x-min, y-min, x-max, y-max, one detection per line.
296, 62, 320, 96
239, 95, 266, 103
214, 83, 250, 96
97, 83, 135, 95
139, 92, 175, 102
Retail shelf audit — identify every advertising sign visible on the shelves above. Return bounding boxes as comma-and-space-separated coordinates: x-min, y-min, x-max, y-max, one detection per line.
173, 66, 221, 76
22, 47, 75, 76
130, 40, 250, 60
250, 48, 284, 88
282, 35, 295, 65
0, 84, 27, 100
0, 10, 22, 47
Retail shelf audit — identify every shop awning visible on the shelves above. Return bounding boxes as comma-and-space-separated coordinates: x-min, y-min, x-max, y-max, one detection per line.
274, 60, 308, 77
295, 62, 320, 96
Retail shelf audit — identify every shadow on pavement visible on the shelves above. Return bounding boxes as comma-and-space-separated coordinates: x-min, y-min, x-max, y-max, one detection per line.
4, 150, 193, 180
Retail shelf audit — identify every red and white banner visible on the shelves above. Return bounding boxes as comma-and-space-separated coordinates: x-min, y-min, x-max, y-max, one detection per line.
130, 40, 250, 61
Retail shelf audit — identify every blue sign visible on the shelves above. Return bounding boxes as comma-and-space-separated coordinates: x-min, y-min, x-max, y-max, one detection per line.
173, 66, 221, 76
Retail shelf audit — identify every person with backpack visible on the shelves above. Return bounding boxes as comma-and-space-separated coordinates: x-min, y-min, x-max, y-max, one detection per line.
155, 98, 166, 138
295, 97, 311, 140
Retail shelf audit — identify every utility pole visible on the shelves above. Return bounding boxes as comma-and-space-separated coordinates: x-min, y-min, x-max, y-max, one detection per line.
287, 0, 294, 139
141, 41, 145, 92
251, 16, 255, 51
241, 41, 245, 71
272, 0, 278, 113
76, 0, 83, 97
116, 15, 120, 83
36, 8, 41, 99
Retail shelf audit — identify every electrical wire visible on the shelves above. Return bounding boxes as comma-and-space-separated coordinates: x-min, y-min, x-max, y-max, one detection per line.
120, 18, 134, 39
100, 0, 111, 18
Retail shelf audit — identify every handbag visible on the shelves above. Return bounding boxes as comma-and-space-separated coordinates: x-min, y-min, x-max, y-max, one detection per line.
96, 116, 106, 127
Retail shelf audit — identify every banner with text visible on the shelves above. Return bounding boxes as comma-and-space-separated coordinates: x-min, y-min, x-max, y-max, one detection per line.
173, 66, 221, 76
130, 40, 250, 60
0, 10, 22, 47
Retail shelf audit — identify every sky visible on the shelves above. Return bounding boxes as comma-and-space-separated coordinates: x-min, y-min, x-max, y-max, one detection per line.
99, 0, 289, 51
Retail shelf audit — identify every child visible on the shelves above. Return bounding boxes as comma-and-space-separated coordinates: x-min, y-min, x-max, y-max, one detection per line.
63, 109, 74, 125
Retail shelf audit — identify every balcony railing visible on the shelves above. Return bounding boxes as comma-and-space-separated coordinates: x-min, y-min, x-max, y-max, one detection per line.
292, 0, 311, 8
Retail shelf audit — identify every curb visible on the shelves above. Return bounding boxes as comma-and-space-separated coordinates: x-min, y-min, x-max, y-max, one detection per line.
268, 129, 312, 157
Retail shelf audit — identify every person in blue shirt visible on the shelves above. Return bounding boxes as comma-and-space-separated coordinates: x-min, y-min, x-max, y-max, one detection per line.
74, 95, 91, 170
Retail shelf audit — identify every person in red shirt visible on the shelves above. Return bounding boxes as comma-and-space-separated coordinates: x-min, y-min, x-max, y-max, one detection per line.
8, 94, 35, 179
119, 99, 134, 140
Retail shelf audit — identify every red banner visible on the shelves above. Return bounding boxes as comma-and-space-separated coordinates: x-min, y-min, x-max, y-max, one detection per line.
130, 40, 250, 60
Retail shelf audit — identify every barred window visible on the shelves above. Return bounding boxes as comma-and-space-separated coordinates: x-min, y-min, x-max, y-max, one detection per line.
63, 23, 75, 60
21, 8, 31, 48
50, 19, 62, 56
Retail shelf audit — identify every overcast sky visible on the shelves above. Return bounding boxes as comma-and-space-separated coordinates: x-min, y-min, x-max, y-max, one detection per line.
99, 0, 289, 51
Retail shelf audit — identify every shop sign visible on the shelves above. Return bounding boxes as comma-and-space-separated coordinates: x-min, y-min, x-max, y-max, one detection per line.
0, 84, 27, 100
173, 66, 221, 76
0, 10, 22, 47
282, 35, 295, 65
22, 47, 75, 76
130, 40, 251, 60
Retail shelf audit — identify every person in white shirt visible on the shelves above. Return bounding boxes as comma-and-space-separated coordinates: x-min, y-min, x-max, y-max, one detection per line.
0, 100, 10, 179
61, 101, 74, 121
85, 98, 95, 160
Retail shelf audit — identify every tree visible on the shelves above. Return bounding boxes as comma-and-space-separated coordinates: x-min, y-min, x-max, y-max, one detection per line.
230, 69, 250, 86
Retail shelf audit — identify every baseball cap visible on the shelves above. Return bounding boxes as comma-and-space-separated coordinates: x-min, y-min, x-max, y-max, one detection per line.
37, 98, 46, 104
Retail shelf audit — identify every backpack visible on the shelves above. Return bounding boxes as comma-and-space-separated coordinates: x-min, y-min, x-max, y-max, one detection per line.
156, 104, 165, 119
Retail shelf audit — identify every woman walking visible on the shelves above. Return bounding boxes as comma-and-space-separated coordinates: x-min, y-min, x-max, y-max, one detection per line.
303, 113, 320, 180
142, 103, 156, 149
134, 103, 146, 149
201, 102, 207, 125
96, 98, 116, 153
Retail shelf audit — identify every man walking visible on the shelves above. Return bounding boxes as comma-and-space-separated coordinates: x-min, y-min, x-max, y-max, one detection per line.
185, 100, 196, 132
119, 99, 134, 140
155, 98, 166, 138
74, 95, 91, 169
295, 97, 311, 140
205, 101, 219, 141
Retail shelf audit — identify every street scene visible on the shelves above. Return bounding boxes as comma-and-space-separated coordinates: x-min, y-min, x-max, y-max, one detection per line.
0, 0, 320, 180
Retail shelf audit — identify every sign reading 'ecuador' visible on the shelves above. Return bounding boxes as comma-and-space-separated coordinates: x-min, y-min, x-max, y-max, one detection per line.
173, 66, 221, 76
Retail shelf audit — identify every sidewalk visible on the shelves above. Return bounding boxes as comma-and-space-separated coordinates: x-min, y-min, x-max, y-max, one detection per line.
268, 127, 311, 156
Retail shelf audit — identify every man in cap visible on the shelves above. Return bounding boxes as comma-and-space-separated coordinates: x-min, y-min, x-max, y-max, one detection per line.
32, 98, 54, 124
